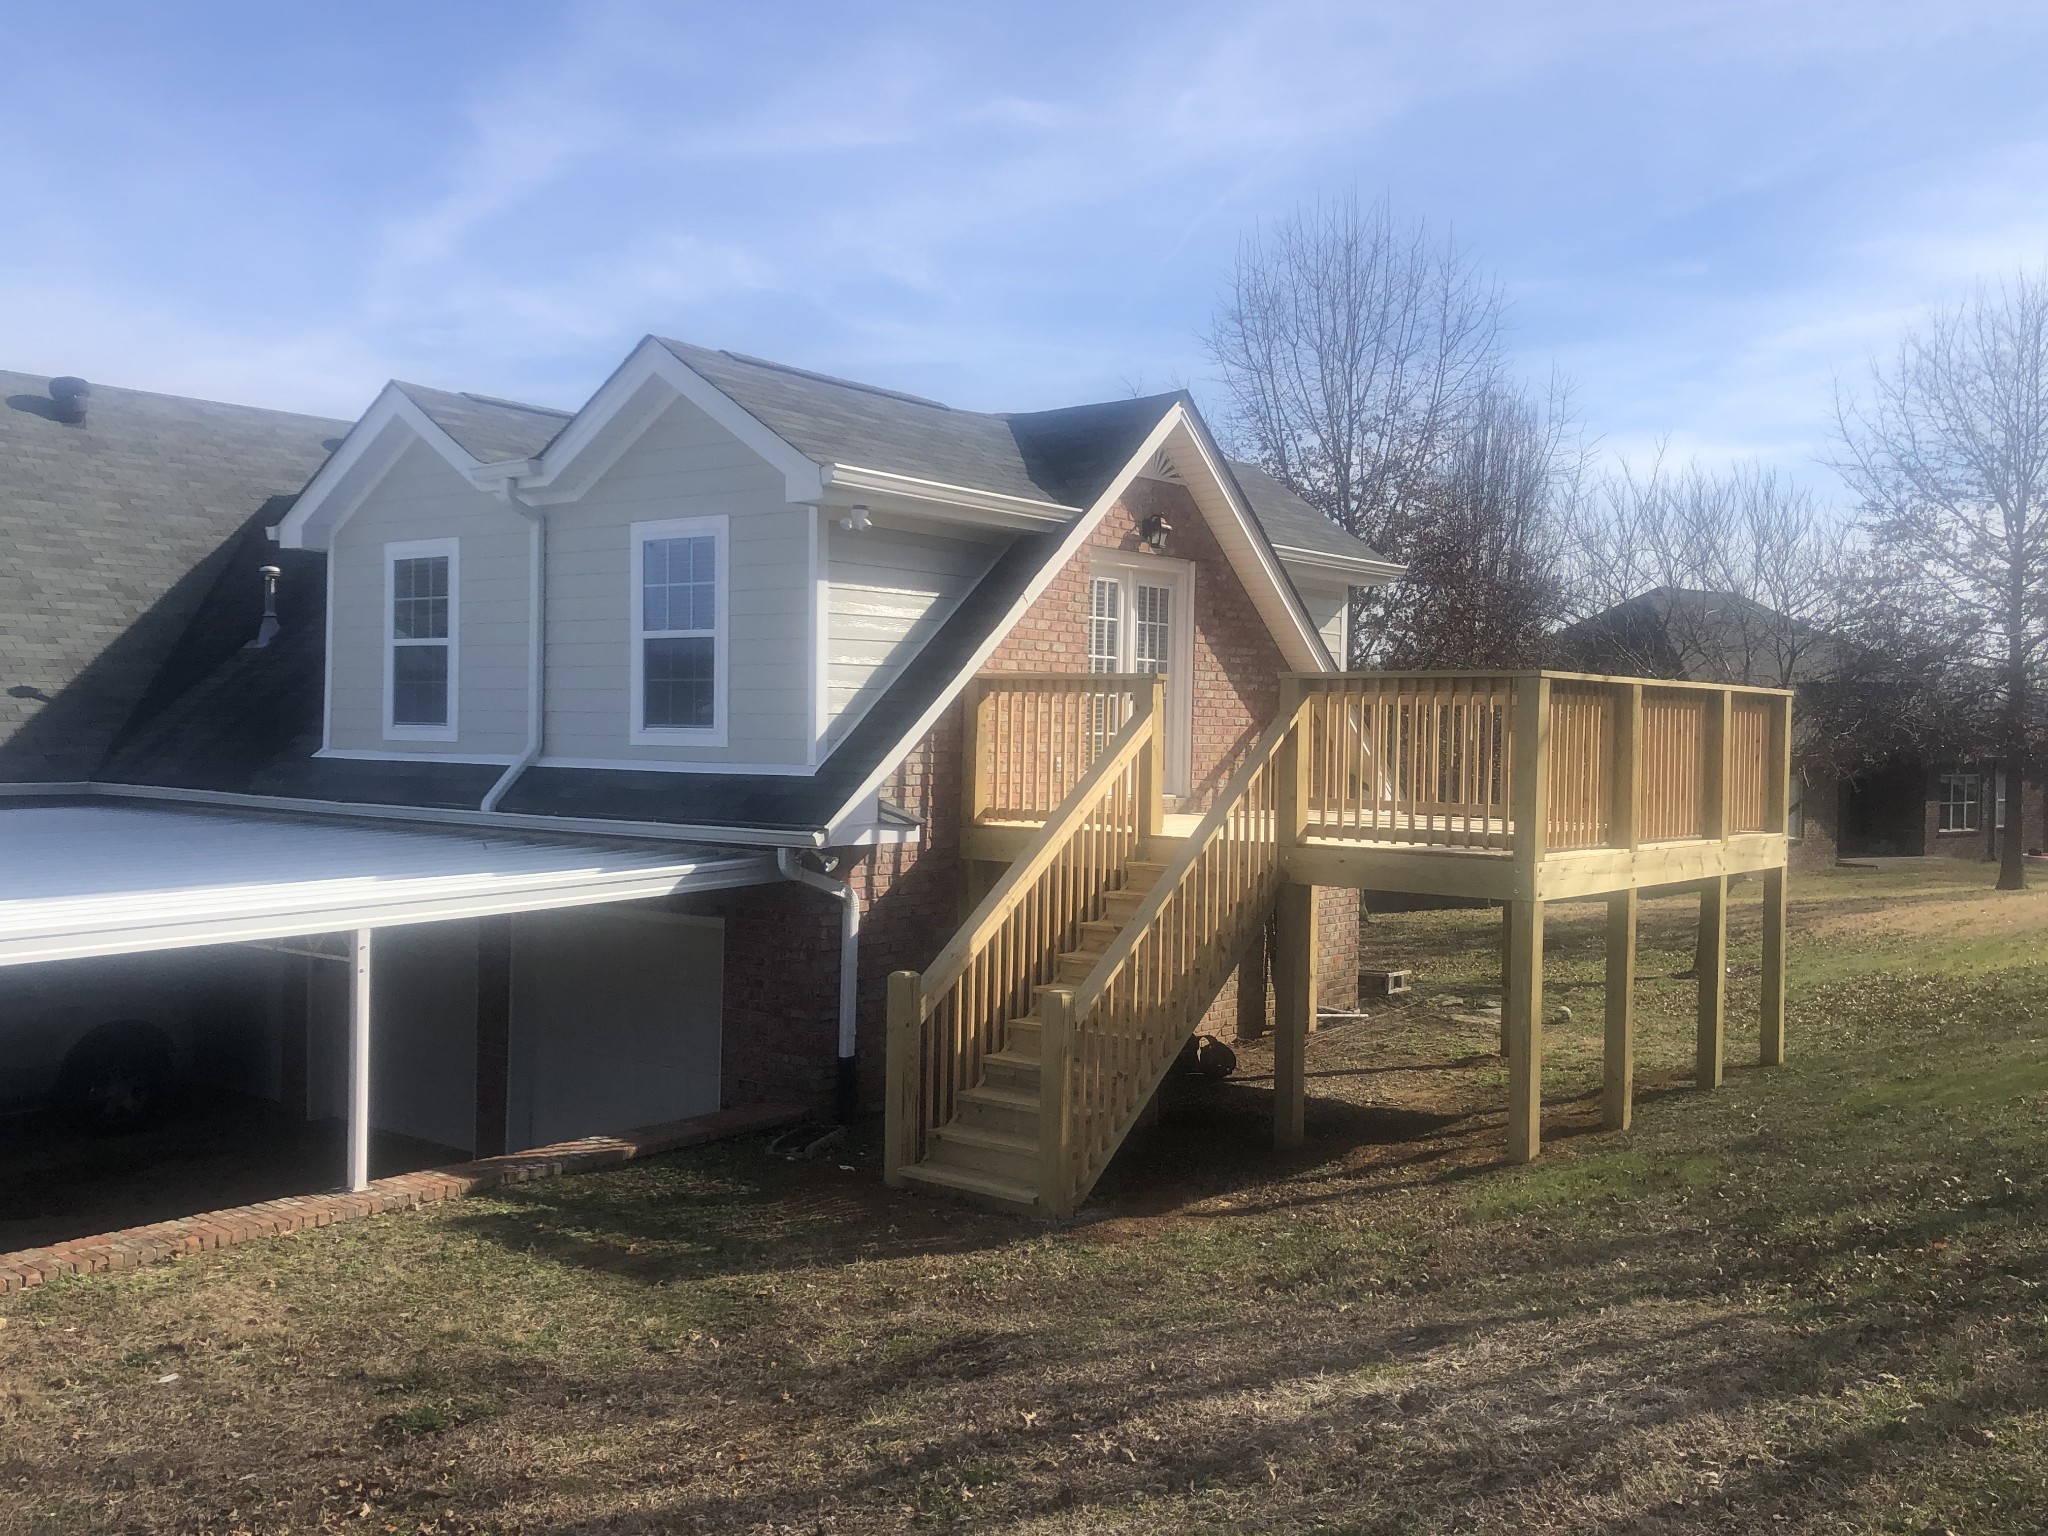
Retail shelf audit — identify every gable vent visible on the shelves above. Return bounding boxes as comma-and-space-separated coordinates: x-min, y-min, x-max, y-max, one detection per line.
1137, 449, 1182, 483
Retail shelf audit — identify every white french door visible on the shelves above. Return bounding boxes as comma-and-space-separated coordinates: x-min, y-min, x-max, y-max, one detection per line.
1088, 557, 1194, 799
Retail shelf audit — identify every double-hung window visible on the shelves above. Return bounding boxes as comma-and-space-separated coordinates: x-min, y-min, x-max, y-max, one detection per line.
1938, 772, 1982, 834
385, 539, 456, 739
631, 516, 727, 743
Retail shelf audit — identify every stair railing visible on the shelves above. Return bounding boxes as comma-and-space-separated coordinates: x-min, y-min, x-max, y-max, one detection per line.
884, 676, 1164, 1184
1037, 697, 1301, 1216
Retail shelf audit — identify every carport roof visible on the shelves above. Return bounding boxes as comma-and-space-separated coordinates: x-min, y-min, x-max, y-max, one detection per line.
0, 803, 772, 967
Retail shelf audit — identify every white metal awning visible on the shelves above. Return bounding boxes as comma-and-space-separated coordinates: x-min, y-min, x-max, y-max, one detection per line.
0, 804, 775, 967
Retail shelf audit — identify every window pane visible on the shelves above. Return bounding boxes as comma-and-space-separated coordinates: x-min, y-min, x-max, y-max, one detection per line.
643, 635, 715, 729
1088, 577, 1122, 673
391, 644, 449, 726
392, 556, 449, 640
643, 535, 716, 634
1133, 583, 1171, 673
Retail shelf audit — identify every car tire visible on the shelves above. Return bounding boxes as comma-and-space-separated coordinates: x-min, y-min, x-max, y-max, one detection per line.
58, 1023, 175, 1134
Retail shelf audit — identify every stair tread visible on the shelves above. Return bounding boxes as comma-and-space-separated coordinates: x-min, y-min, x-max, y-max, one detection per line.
986, 1048, 1040, 1068
900, 1162, 1039, 1208
931, 1122, 1036, 1152
959, 1083, 1038, 1111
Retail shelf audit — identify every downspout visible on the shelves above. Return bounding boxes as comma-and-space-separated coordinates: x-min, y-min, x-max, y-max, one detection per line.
481, 489, 545, 813
776, 848, 860, 1123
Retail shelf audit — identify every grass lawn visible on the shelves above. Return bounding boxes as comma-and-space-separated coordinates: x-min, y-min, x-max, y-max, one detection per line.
7, 861, 2048, 1533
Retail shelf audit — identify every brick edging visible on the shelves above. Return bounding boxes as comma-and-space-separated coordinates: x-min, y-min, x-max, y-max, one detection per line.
0, 1103, 808, 1295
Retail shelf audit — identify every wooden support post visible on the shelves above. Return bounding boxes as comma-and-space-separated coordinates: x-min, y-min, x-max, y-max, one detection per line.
473, 914, 513, 1158
1504, 898, 1544, 1163
1038, 986, 1075, 1217
346, 927, 372, 1194
1760, 867, 1787, 1067
883, 970, 922, 1187
1137, 673, 1166, 852
1603, 890, 1637, 1131
1235, 912, 1270, 1042
1497, 902, 1514, 1057
1273, 881, 1316, 1151
1696, 874, 1728, 1089
1612, 682, 1643, 851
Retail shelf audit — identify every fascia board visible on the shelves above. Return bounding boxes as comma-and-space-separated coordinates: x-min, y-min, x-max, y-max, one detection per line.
275, 386, 482, 550
0, 853, 779, 969
1274, 544, 1406, 583
514, 337, 826, 505
821, 463, 1077, 526
1169, 407, 1336, 672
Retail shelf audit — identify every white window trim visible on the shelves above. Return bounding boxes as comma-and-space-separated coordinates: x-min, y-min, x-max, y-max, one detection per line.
1089, 554, 1195, 799
629, 515, 729, 747
383, 537, 459, 743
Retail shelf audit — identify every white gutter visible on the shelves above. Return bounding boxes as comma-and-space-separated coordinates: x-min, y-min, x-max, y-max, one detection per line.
481, 488, 546, 812
776, 848, 861, 1122
5, 779, 832, 848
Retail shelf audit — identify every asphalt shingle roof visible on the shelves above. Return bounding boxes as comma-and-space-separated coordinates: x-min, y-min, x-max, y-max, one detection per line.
392, 381, 572, 463
0, 370, 345, 781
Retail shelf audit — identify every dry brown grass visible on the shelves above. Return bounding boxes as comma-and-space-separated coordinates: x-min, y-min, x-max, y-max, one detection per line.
5, 861, 2048, 1533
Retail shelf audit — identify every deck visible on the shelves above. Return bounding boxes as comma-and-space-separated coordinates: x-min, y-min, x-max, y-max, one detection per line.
890, 669, 1793, 1215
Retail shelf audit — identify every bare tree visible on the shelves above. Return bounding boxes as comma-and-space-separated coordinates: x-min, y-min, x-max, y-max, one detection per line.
1379, 373, 1587, 667
1205, 191, 1506, 662
1566, 454, 1851, 690
1831, 269, 2048, 890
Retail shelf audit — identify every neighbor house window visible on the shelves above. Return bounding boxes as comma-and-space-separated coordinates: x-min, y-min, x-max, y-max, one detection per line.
1939, 773, 1982, 833
631, 516, 726, 743
385, 539, 456, 739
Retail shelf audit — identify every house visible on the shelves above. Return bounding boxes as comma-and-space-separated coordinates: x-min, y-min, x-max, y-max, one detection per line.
1560, 586, 2043, 870
0, 347, 1392, 1192
1, 347, 1793, 1226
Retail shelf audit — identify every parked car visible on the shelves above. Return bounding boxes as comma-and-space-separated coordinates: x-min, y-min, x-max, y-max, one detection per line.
0, 948, 276, 1131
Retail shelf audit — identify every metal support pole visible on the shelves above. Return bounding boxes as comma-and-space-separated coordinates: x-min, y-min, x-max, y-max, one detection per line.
347, 926, 372, 1194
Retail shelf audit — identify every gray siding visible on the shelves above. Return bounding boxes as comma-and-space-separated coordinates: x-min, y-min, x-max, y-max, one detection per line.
826, 524, 999, 740
326, 440, 531, 756
544, 393, 811, 765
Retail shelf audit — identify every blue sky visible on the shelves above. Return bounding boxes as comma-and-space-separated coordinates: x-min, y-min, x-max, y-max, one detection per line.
6, 1, 2048, 482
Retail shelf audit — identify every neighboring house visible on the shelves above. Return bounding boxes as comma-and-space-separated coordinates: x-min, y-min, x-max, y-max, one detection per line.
0, 345, 1396, 1178
1561, 586, 2042, 869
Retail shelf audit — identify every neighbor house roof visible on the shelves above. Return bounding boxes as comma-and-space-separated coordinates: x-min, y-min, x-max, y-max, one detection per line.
0, 370, 346, 782
1559, 587, 1838, 687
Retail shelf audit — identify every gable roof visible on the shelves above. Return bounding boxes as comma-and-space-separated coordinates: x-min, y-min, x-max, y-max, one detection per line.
0, 369, 345, 782
391, 381, 572, 463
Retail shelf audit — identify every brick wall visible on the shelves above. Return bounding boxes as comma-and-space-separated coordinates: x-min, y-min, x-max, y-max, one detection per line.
712, 481, 1359, 1113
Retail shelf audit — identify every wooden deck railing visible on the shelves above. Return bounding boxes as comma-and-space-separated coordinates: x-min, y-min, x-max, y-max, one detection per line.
1292, 671, 1789, 855
1036, 703, 1295, 1216
963, 672, 1155, 825
885, 688, 1163, 1181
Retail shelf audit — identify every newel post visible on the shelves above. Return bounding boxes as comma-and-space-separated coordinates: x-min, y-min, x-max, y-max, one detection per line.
1275, 676, 1310, 848
960, 678, 992, 832
1038, 987, 1076, 1218
1703, 687, 1732, 842
1137, 673, 1166, 851
883, 970, 922, 1187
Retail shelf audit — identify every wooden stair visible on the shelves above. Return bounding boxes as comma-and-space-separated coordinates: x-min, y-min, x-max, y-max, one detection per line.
899, 861, 1170, 1212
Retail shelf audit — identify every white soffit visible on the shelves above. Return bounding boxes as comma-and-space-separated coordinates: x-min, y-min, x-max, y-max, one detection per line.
0, 805, 773, 967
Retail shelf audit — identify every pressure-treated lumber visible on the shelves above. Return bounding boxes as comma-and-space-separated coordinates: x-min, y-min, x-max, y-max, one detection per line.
1696, 875, 1728, 1089
884, 970, 922, 1187
1603, 890, 1637, 1132
1272, 881, 1315, 1151
1760, 867, 1787, 1066
1504, 899, 1545, 1163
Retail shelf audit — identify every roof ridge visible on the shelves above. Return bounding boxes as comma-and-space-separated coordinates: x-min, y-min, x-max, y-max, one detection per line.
459, 391, 575, 418
0, 368, 350, 429
706, 347, 955, 411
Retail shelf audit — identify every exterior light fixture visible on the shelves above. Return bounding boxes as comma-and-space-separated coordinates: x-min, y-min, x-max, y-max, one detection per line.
838, 504, 872, 532
1139, 512, 1171, 552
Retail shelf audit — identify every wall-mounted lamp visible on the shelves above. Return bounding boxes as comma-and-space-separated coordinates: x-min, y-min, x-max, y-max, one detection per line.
838, 504, 872, 532
1139, 512, 1172, 553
